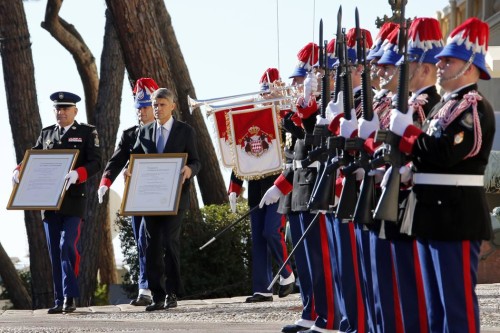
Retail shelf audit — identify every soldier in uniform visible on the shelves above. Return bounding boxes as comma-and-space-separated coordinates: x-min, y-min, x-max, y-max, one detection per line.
380, 17, 444, 333
12, 91, 101, 314
389, 17, 495, 332
97, 77, 159, 306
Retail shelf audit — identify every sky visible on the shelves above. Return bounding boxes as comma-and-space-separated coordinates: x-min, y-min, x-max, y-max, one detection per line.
0, 0, 449, 261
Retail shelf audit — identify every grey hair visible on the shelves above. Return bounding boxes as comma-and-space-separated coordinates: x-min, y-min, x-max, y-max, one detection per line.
152, 88, 176, 102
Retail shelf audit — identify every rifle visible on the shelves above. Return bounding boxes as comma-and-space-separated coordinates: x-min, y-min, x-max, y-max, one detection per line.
335, 27, 357, 220
372, 2, 409, 222
307, 6, 344, 212
352, 29, 376, 225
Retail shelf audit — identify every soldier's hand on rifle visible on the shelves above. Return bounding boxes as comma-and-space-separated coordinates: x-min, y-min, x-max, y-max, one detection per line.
340, 114, 358, 138
368, 167, 385, 184
380, 165, 413, 189
229, 192, 238, 213
399, 164, 413, 184
358, 113, 380, 139
304, 72, 319, 99
389, 108, 414, 136
316, 115, 330, 126
296, 96, 318, 119
12, 169, 20, 186
259, 185, 282, 208
326, 91, 344, 121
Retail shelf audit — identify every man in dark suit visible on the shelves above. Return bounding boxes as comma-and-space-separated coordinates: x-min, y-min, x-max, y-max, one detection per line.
130, 87, 201, 311
12, 91, 101, 314
97, 77, 158, 306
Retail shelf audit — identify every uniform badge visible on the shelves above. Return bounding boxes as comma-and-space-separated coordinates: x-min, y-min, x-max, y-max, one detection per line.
454, 131, 464, 145
460, 113, 474, 129
68, 137, 83, 143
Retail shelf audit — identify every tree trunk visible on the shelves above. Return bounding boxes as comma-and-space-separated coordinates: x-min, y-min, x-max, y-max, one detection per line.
0, 0, 54, 309
106, 0, 227, 208
42, 1, 119, 306
78, 9, 125, 305
0, 242, 31, 309
155, 0, 228, 205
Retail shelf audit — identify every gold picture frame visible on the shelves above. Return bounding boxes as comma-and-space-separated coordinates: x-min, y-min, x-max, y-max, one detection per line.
7, 149, 79, 210
120, 153, 187, 216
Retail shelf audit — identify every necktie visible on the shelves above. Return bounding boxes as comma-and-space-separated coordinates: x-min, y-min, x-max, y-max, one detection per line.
156, 126, 165, 153
60, 127, 65, 137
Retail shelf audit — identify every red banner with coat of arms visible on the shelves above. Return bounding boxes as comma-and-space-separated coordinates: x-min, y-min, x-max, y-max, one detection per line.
228, 105, 283, 179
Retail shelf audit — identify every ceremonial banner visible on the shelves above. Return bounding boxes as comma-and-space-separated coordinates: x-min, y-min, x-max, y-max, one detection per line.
212, 105, 253, 168
228, 105, 283, 178
213, 108, 234, 168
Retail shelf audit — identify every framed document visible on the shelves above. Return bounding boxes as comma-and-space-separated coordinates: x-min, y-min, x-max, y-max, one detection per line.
120, 153, 187, 216
7, 149, 79, 210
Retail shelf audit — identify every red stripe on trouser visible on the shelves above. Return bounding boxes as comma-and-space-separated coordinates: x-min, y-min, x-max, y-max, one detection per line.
311, 294, 318, 320
412, 240, 428, 333
74, 220, 82, 277
348, 222, 365, 333
462, 241, 476, 333
319, 214, 336, 329
390, 245, 404, 333
279, 215, 292, 275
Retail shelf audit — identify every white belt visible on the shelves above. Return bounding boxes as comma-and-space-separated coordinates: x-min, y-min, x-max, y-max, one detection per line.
413, 173, 484, 186
285, 163, 293, 169
294, 160, 320, 169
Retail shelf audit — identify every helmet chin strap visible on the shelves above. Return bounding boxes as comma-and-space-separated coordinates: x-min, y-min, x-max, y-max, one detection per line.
440, 52, 475, 83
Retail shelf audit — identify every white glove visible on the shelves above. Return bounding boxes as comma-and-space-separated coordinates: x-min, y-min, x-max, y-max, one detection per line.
399, 164, 413, 184
229, 192, 237, 213
368, 167, 385, 184
353, 167, 365, 181
303, 72, 318, 99
12, 169, 20, 186
339, 115, 358, 138
326, 91, 344, 122
380, 165, 412, 189
358, 113, 380, 140
316, 115, 330, 126
259, 185, 282, 208
389, 108, 414, 137
97, 185, 108, 204
64, 170, 79, 190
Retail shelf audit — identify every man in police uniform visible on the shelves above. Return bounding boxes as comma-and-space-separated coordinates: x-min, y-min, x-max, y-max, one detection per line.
390, 18, 494, 332
12, 91, 101, 314
98, 77, 158, 306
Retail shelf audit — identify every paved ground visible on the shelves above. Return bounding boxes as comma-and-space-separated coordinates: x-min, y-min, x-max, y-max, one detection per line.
1, 284, 500, 332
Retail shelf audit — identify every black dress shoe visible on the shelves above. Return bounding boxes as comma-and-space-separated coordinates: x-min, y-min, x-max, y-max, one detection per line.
245, 294, 273, 303
279, 281, 295, 298
130, 294, 152, 306
47, 305, 63, 314
281, 324, 310, 333
62, 297, 76, 313
164, 294, 178, 309
145, 302, 164, 311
